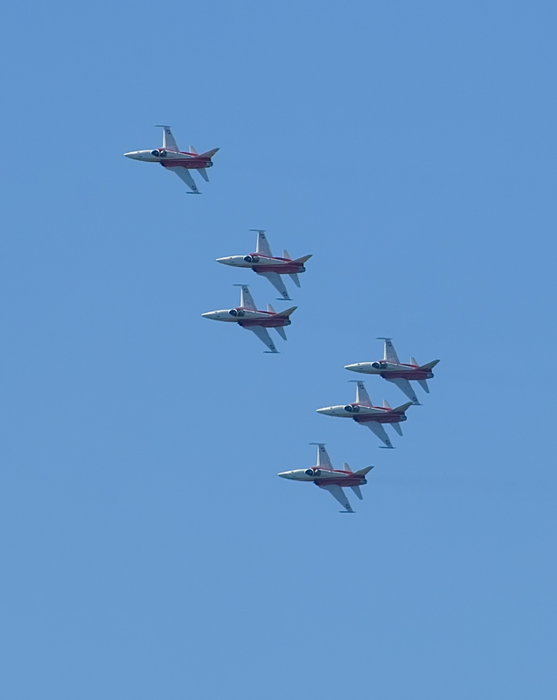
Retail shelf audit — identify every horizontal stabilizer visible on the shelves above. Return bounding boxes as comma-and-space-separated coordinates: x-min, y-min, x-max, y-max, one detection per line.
283, 249, 291, 260
418, 379, 430, 393
289, 272, 301, 287
391, 422, 403, 436
199, 147, 219, 158
350, 485, 363, 500
383, 399, 391, 409
197, 168, 209, 182
294, 254, 312, 264
267, 303, 276, 313
275, 306, 297, 318
189, 145, 198, 154
392, 401, 413, 414
354, 466, 374, 476
275, 326, 287, 340
420, 359, 440, 370
343, 462, 352, 473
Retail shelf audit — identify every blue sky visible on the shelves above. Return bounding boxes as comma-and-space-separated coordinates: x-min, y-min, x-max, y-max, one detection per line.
1, 1, 556, 697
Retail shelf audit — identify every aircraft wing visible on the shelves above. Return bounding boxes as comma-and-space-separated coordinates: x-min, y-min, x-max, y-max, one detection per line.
260, 272, 291, 300
169, 167, 201, 194
253, 230, 273, 257
382, 338, 400, 363
247, 325, 278, 353
385, 377, 420, 405
362, 421, 394, 448
319, 484, 354, 513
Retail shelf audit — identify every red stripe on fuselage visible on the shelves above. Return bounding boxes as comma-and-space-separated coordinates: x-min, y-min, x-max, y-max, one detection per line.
239, 317, 291, 328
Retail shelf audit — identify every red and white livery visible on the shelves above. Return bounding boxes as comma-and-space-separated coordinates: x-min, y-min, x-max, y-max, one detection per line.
201, 284, 296, 353
216, 230, 312, 301
124, 125, 218, 194
316, 381, 412, 449
278, 443, 373, 513
345, 337, 440, 405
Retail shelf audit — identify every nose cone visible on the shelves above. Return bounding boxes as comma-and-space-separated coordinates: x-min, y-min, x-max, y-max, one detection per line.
344, 363, 360, 372
278, 471, 296, 480
345, 362, 374, 373
316, 406, 338, 416
216, 256, 244, 267
201, 311, 218, 320
124, 151, 143, 160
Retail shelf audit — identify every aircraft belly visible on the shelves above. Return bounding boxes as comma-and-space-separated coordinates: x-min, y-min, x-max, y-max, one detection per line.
355, 414, 404, 424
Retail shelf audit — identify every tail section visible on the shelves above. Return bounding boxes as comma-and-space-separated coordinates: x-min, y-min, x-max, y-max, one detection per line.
289, 272, 301, 287
267, 303, 276, 313
275, 326, 287, 340
283, 249, 291, 260
293, 254, 312, 264
418, 379, 430, 393
275, 306, 297, 318
189, 145, 198, 154
343, 462, 352, 473
350, 485, 363, 500
392, 401, 413, 414
354, 466, 374, 477
383, 399, 391, 409
420, 359, 440, 370
199, 147, 219, 159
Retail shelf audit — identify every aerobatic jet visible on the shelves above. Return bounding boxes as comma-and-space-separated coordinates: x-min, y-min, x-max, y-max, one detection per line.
345, 337, 440, 405
201, 285, 296, 353
316, 381, 412, 448
278, 443, 373, 513
123, 125, 218, 194
216, 230, 312, 301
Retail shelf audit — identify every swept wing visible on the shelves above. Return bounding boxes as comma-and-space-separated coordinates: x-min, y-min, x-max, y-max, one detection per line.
363, 422, 394, 448
247, 326, 278, 353
386, 377, 420, 405
320, 484, 354, 513
170, 167, 201, 194
260, 271, 291, 300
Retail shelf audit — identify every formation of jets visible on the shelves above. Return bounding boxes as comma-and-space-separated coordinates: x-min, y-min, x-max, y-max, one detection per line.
124, 126, 440, 513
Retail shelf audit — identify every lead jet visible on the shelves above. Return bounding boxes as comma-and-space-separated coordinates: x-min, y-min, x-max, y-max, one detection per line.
278, 443, 374, 513
123, 125, 218, 194
316, 381, 412, 448
345, 337, 440, 405
216, 230, 312, 301
201, 285, 296, 353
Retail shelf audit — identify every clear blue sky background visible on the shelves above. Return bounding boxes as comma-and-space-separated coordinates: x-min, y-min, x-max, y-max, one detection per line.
1, 1, 556, 698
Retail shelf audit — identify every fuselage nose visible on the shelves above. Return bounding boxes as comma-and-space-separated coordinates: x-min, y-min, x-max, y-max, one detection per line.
216, 255, 247, 267
345, 362, 375, 373
201, 311, 219, 320
278, 471, 295, 480
316, 406, 341, 416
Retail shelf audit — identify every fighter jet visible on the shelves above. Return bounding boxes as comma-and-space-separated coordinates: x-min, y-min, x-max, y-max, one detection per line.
216, 230, 312, 301
201, 285, 296, 353
316, 381, 412, 448
345, 337, 440, 405
278, 443, 374, 513
123, 125, 218, 194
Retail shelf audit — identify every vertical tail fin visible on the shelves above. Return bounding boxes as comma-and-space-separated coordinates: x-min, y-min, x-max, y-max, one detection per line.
410, 356, 418, 366
383, 399, 391, 409
189, 145, 198, 154
343, 462, 352, 473
283, 249, 291, 260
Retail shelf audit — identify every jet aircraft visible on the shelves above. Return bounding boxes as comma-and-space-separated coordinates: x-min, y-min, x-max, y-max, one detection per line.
345, 337, 440, 405
216, 230, 312, 301
278, 443, 373, 513
316, 381, 412, 448
201, 285, 296, 353
124, 125, 218, 194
